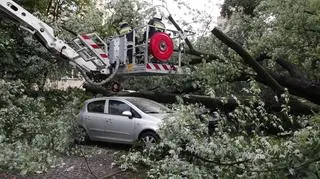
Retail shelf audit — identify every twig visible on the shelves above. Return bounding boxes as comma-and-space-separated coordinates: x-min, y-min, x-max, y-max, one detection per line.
248, 156, 320, 173
183, 151, 249, 166
149, 85, 161, 91
61, 26, 77, 37
58, 172, 73, 179
79, 145, 98, 179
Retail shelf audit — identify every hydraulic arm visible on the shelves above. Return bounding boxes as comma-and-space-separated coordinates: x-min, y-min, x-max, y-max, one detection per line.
0, 0, 115, 85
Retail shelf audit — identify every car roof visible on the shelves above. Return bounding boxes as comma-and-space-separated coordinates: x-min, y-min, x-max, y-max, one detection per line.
84, 96, 153, 104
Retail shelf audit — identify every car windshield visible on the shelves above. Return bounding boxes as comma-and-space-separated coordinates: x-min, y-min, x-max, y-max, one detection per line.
126, 98, 170, 114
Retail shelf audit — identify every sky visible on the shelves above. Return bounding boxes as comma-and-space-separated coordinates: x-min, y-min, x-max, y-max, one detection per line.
150, 0, 224, 34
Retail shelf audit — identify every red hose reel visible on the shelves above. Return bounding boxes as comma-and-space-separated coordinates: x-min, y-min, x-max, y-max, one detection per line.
149, 32, 174, 62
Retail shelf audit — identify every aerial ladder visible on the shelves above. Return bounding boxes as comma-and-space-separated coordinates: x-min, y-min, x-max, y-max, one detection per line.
0, 0, 188, 89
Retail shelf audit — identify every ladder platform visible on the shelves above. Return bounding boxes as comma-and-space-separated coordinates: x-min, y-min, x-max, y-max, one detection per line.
115, 63, 183, 76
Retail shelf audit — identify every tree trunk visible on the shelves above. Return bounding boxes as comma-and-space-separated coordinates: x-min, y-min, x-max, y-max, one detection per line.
269, 74, 320, 105
83, 83, 319, 115
211, 27, 320, 105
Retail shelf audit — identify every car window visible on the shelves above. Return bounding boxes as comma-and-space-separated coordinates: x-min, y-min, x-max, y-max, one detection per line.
87, 100, 106, 113
125, 98, 169, 114
108, 100, 131, 115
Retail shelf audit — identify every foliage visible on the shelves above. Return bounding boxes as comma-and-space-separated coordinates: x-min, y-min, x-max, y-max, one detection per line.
221, 0, 262, 18
219, 0, 320, 80
0, 0, 98, 174
100, 0, 155, 37
155, 0, 320, 99
116, 82, 320, 178
0, 23, 55, 89
0, 80, 89, 174
251, 0, 319, 79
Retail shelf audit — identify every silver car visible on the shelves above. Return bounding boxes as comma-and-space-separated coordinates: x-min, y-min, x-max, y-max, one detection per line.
77, 96, 169, 145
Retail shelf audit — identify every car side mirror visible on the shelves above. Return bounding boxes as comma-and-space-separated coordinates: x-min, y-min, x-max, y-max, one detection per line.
122, 111, 133, 118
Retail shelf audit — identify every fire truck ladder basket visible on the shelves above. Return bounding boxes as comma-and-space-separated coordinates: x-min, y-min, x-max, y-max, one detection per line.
112, 25, 183, 77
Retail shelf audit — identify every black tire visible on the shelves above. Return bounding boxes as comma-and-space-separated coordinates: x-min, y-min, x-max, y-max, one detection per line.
139, 131, 159, 147
75, 127, 90, 145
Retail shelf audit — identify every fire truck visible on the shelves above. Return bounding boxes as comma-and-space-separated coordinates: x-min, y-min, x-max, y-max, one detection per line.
0, 0, 189, 90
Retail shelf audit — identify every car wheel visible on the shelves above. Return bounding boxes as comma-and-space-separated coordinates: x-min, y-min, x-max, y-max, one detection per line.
75, 127, 90, 144
140, 131, 159, 148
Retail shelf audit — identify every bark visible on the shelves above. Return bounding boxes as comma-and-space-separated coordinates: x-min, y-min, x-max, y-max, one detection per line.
270, 74, 320, 105
38, 71, 48, 92
255, 53, 270, 62
61, 26, 77, 36
226, 71, 320, 105
275, 58, 307, 79
251, 56, 320, 104
46, 0, 53, 15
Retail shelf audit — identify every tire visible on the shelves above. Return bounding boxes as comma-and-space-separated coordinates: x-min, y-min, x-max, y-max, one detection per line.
139, 131, 159, 148
75, 127, 90, 145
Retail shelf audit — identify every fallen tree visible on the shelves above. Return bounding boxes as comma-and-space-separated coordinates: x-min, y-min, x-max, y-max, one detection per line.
84, 83, 319, 115
169, 15, 320, 105
211, 28, 320, 105
84, 15, 320, 115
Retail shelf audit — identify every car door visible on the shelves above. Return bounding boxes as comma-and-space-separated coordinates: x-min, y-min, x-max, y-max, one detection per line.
84, 99, 108, 140
104, 99, 136, 143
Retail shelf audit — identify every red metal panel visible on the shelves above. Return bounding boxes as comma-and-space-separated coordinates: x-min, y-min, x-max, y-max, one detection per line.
153, 63, 161, 70
81, 35, 90, 39
91, 44, 99, 49
100, 54, 108, 58
146, 63, 152, 69
162, 64, 169, 70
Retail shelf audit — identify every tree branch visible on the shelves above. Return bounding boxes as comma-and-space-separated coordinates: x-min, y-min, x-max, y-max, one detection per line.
249, 156, 320, 173
255, 53, 271, 62
183, 151, 249, 166
275, 58, 307, 79
167, 15, 223, 64
270, 74, 320, 105
211, 28, 285, 94
46, 0, 53, 15
83, 82, 320, 114
303, 10, 318, 16
61, 26, 77, 36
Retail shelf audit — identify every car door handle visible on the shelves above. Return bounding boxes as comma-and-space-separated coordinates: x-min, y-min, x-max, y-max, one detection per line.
106, 119, 112, 123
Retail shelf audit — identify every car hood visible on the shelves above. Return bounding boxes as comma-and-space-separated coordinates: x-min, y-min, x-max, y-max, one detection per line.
147, 113, 170, 120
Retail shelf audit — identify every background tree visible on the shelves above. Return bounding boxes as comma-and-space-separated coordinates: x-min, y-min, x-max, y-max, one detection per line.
0, 0, 101, 90
221, 0, 262, 18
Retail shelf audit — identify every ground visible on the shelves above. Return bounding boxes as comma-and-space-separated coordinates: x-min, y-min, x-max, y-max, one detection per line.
0, 142, 139, 179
